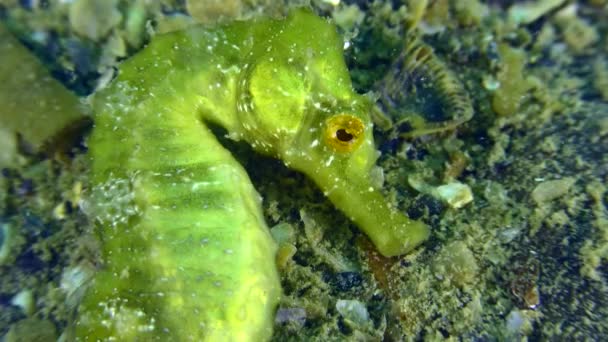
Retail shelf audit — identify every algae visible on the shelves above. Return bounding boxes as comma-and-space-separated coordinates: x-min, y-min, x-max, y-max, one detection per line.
491, 43, 534, 117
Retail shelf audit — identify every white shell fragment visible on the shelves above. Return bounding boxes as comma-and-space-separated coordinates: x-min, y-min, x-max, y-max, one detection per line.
436, 182, 474, 209
11, 289, 34, 316
336, 299, 370, 326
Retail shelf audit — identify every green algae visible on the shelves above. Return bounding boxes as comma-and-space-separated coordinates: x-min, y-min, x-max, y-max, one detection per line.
0, 223, 25, 266
1, 0, 607, 340
491, 43, 534, 117
555, 4, 599, 55
4, 317, 57, 342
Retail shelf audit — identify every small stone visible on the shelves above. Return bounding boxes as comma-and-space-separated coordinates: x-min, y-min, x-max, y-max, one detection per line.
435, 182, 473, 209
322, 0, 341, 5
1, 24, 88, 152
332, 4, 365, 32
499, 226, 521, 243
104, 32, 127, 59
4, 318, 57, 342
69, 0, 122, 41
275, 243, 297, 269
508, 0, 567, 25
124, 0, 149, 48
531, 177, 575, 204
186, 0, 242, 24
453, 0, 487, 27
555, 4, 599, 55
270, 222, 296, 245
335, 299, 370, 326
53, 202, 67, 220
433, 241, 479, 287
275, 307, 307, 326
60, 263, 95, 308
482, 75, 500, 91
505, 309, 534, 337
155, 14, 197, 34
10, 289, 34, 316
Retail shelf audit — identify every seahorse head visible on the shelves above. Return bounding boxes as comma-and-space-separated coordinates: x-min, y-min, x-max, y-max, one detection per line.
234, 9, 379, 187
235, 9, 429, 256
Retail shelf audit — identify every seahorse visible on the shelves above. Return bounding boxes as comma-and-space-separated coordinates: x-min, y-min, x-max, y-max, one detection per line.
77, 9, 429, 341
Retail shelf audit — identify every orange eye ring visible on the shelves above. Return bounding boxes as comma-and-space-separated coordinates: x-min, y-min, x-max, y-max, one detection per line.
324, 114, 365, 152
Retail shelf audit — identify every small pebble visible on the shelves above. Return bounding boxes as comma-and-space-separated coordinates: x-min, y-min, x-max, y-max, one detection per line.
4, 318, 57, 342
270, 222, 296, 245
436, 182, 473, 209
69, 0, 122, 41
531, 177, 575, 204
275, 307, 306, 326
335, 299, 370, 326
10, 289, 34, 316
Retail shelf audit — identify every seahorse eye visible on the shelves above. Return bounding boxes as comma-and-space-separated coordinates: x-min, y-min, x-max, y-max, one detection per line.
335, 128, 353, 142
324, 114, 365, 152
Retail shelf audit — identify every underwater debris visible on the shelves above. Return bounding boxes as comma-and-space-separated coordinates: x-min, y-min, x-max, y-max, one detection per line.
505, 309, 538, 338
507, 0, 567, 26
275, 243, 297, 269
331, 3, 365, 35
443, 149, 469, 181
531, 177, 576, 204
376, 35, 473, 137
123, 0, 149, 48
554, 4, 599, 55
408, 176, 473, 210
509, 256, 541, 309
60, 263, 96, 310
270, 222, 297, 268
69, 0, 122, 41
403, 0, 428, 29
435, 182, 473, 209
433, 241, 479, 288
271, 223, 298, 269
0, 23, 89, 154
452, 0, 487, 27
186, 0, 242, 23
335, 299, 371, 327
358, 237, 399, 297
10, 289, 34, 317
301, 210, 358, 272
275, 307, 307, 327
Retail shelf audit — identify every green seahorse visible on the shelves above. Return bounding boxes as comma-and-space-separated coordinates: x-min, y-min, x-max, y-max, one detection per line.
78, 9, 429, 341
